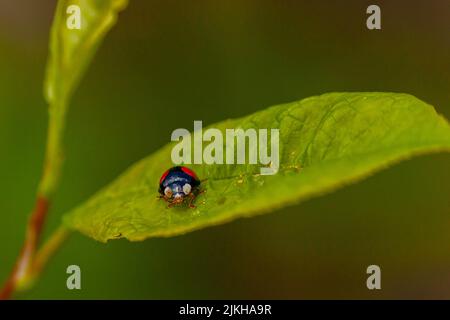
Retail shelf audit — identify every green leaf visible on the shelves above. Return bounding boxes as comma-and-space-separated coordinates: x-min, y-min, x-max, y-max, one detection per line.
40, 0, 128, 196
63, 92, 450, 242
44, 0, 128, 105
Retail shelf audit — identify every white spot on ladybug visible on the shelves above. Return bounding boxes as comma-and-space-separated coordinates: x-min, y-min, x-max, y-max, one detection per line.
164, 187, 173, 198
183, 183, 192, 195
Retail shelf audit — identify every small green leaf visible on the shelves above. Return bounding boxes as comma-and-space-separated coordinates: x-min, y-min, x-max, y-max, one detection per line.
45, 0, 128, 105
63, 92, 450, 242
40, 0, 128, 197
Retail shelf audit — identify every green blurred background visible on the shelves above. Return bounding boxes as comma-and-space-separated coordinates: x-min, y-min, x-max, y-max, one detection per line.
0, 0, 449, 299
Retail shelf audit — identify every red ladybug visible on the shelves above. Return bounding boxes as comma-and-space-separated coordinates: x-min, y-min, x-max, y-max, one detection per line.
158, 166, 204, 208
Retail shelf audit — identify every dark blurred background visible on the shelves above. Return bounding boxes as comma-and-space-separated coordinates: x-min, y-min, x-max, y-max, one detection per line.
0, 0, 449, 299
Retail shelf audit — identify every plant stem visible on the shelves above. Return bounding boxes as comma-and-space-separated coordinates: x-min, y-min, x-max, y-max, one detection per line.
19, 226, 71, 292
0, 102, 68, 300
30, 226, 71, 283
0, 197, 50, 299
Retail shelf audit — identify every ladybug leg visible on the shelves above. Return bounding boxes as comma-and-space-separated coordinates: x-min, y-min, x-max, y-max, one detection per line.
158, 195, 171, 205
188, 193, 196, 209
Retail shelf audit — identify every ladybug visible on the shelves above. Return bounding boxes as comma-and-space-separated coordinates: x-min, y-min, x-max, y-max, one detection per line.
158, 166, 204, 208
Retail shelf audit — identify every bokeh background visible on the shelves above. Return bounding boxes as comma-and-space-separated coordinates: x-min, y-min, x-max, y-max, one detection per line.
0, 0, 449, 299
